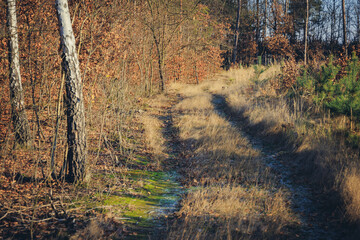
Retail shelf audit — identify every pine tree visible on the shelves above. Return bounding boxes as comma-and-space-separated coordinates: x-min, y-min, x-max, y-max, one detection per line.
316, 53, 360, 118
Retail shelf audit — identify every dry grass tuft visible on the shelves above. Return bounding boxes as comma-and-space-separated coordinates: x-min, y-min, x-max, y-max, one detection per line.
70, 215, 123, 240
141, 94, 171, 167
258, 64, 281, 81
176, 84, 208, 98
142, 114, 167, 162
168, 185, 294, 240
223, 67, 255, 85
147, 94, 169, 108
343, 171, 360, 222
174, 93, 213, 113
223, 66, 294, 136
176, 112, 263, 185
71, 219, 105, 240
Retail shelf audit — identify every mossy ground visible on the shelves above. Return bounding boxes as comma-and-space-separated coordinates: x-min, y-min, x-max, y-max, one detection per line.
77, 165, 182, 238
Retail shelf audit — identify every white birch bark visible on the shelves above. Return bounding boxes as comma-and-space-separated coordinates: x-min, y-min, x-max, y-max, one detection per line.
7, 0, 31, 146
55, 0, 87, 182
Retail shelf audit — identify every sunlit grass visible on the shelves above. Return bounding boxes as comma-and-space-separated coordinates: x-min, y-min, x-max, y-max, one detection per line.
167, 80, 299, 239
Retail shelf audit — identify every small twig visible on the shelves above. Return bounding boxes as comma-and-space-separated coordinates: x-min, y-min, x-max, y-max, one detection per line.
50, 72, 65, 178
0, 211, 10, 221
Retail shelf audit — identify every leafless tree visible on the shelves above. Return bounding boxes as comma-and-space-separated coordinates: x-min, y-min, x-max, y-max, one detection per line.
342, 0, 347, 56
304, 0, 309, 65
232, 0, 242, 64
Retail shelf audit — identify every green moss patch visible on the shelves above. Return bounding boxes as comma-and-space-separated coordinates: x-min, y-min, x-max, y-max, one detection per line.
98, 170, 182, 229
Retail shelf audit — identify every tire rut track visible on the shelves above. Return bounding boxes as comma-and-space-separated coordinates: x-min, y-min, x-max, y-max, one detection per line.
143, 92, 184, 239
211, 94, 342, 240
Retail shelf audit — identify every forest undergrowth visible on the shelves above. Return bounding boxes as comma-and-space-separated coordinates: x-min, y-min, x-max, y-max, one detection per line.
0, 0, 224, 238
0, 80, 183, 239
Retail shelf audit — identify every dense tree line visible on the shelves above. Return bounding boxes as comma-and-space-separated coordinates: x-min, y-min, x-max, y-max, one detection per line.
214, 0, 360, 65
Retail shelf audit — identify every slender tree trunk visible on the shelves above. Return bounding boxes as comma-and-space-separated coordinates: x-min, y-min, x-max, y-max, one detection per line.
7, 0, 32, 146
153, 35, 165, 92
285, 0, 289, 14
342, 0, 347, 56
357, 0, 360, 43
304, 0, 309, 65
256, 0, 260, 50
232, 0, 242, 64
330, 0, 335, 46
158, 56, 165, 91
357, 0, 360, 42
264, 0, 267, 39
273, 0, 277, 33
194, 64, 199, 84
263, 0, 267, 64
56, 0, 87, 183
178, 0, 183, 82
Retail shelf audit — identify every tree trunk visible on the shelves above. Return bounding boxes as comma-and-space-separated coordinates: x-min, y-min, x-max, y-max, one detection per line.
56, 0, 87, 183
357, 0, 360, 42
330, 0, 336, 46
232, 0, 242, 64
6, 0, 32, 147
158, 56, 165, 91
264, 0, 267, 39
256, 0, 260, 51
153, 34, 165, 92
273, 0, 277, 33
342, 0, 347, 56
263, 0, 267, 64
304, 0, 309, 65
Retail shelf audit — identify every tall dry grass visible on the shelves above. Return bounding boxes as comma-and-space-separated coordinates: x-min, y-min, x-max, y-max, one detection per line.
166, 81, 299, 239
220, 64, 360, 227
141, 94, 170, 168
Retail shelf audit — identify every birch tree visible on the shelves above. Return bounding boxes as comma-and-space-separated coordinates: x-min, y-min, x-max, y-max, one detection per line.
55, 0, 87, 182
7, 0, 32, 146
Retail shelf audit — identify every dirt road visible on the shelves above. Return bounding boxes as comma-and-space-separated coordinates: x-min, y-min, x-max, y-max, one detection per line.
146, 79, 348, 239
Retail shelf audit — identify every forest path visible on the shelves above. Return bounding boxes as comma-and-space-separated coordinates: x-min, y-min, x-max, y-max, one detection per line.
211, 94, 342, 240
150, 75, 349, 239
137, 91, 185, 239
140, 78, 345, 239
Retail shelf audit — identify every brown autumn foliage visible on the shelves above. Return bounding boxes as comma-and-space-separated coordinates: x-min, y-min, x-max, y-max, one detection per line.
265, 1, 293, 61
0, 0, 226, 237
280, 58, 299, 90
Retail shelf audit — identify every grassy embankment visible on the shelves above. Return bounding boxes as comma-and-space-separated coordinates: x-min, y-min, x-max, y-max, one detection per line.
219, 65, 360, 235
